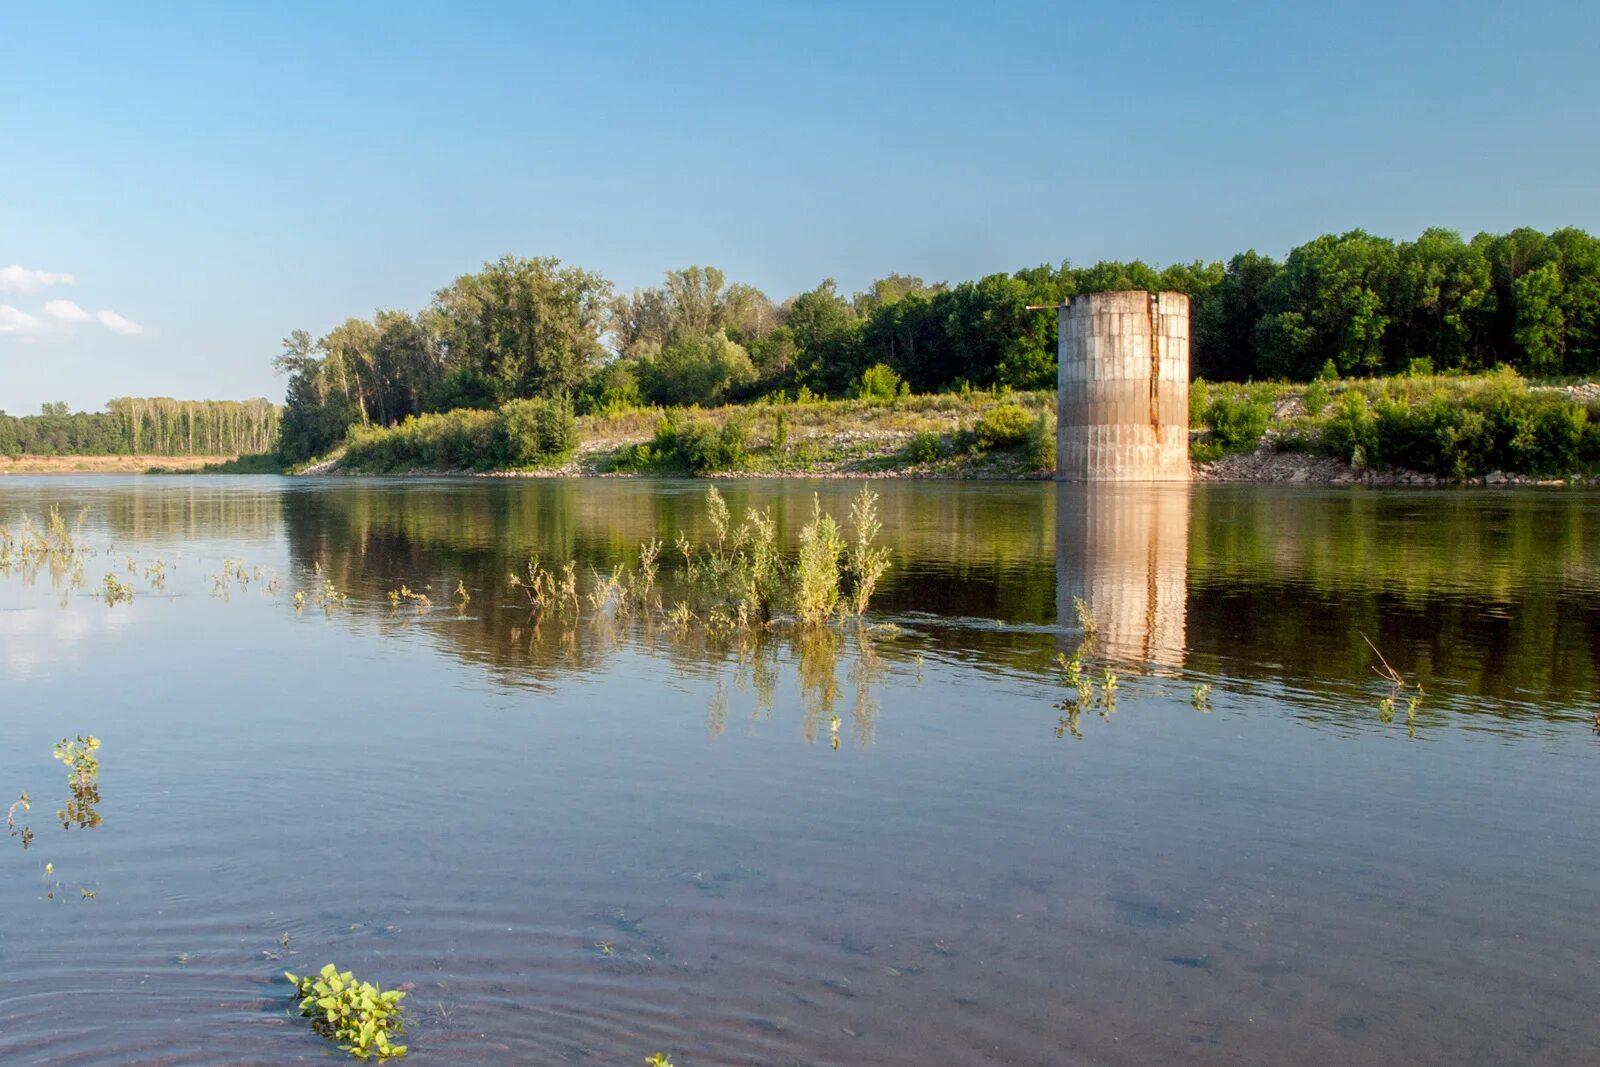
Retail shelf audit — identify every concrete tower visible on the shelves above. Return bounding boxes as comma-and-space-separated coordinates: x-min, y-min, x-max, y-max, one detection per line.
1056, 291, 1190, 481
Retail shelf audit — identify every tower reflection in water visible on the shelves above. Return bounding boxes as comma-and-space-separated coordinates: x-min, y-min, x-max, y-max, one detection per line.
1055, 484, 1189, 672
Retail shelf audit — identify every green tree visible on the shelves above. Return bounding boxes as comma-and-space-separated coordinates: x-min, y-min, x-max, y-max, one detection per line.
635, 330, 757, 407
788, 279, 862, 395
430, 255, 612, 402
1513, 261, 1566, 375
1253, 231, 1397, 378
1193, 251, 1280, 380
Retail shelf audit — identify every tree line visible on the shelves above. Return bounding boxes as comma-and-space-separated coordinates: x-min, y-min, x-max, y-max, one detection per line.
271, 226, 1600, 462
0, 398, 280, 457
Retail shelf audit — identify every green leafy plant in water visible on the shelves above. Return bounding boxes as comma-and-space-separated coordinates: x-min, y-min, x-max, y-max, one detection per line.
1191, 683, 1213, 711
6, 792, 32, 849
387, 585, 431, 613
843, 487, 891, 617
646, 1055, 676, 1067
1072, 596, 1097, 639
54, 735, 102, 831
1053, 647, 1094, 738
678, 487, 784, 625
794, 494, 844, 624
101, 573, 134, 605
508, 557, 579, 614
1364, 633, 1422, 735
54, 736, 100, 787
286, 964, 407, 1061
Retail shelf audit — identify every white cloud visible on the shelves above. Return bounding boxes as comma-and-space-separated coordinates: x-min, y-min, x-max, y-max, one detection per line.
0, 264, 76, 293
95, 309, 143, 335
0, 304, 45, 336
0, 268, 142, 341
44, 298, 91, 322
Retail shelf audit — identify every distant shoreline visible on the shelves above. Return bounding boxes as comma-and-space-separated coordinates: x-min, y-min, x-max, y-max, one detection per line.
0, 454, 231, 475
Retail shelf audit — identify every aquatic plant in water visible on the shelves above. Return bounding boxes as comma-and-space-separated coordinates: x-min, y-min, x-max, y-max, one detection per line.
793, 495, 844, 624
509, 557, 579, 614
844, 487, 891, 617
6, 792, 32, 849
286, 964, 407, 1061
1364, 633, 1423, 736
101, 573, 134, 605
1073, 596, 1097, 638
54, 735, 100, 787
54, 735, 103, 831
387, 585, 431, 613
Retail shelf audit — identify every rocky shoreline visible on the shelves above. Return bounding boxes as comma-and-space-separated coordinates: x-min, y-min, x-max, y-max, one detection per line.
1194, 446, 1593, 487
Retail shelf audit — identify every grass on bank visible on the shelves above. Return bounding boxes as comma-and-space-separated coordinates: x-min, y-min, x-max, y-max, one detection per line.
198, 369, 1600, 481
277, 389, 1058, 476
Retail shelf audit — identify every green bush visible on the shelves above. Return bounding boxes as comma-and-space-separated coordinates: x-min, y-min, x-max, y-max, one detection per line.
341, 397, 575, 473
614, 410, 750, 475
1273, 417, 1321, 453
1189, 378, 1209, 428
907, 430, 943, 463
1311, 381, 1599, 478
1302, 378, 1330, 417
1203, 394, 1269, 452
853, 362, 907, 401
1190, 439, 1224, 463
1322, 389, 1377, 466
1026, 412, 1056, 470
974, 404, 1034, 450
496, 396, 576, 467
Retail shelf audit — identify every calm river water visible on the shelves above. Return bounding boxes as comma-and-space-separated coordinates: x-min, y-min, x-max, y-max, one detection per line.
1, 476, 1597, 1065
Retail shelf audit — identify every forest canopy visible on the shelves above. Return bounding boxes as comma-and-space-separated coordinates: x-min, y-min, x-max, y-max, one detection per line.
7, 225, 1597, 463
0, 398, 279, 457
270, 226, 1600, 462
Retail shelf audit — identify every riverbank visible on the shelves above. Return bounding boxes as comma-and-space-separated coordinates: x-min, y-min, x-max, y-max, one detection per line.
321, 391, 1059, 480
10, 373, 1597, 485
1192, 446, 1595, 486
0, 454, 232, 475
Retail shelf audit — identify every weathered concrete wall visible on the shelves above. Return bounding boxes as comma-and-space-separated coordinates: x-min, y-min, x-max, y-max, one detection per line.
1057, 291, 1190, 481
1055, 483, 1189, 671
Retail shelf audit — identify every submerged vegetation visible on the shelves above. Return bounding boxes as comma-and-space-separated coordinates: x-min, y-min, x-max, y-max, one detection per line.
4, 736, 103, 901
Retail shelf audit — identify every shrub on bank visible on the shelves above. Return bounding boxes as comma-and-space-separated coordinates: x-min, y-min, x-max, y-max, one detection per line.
1204, 394, 1270, 452
974, 404, 1034, 450
906, 430, 944, 464
608, 409, 751, 475
341, 397, 576, 472
1026, 412, 1056, 470
1316, 379, 1600, 477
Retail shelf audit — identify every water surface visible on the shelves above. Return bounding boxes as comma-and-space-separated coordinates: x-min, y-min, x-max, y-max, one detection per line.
1, 476, 1597, 1065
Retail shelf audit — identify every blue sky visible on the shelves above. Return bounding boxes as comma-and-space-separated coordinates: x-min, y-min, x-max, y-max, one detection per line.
2, 1, 1596, 413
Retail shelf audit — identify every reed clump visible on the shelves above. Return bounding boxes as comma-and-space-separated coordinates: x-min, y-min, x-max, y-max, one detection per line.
508, 486, 891, 630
